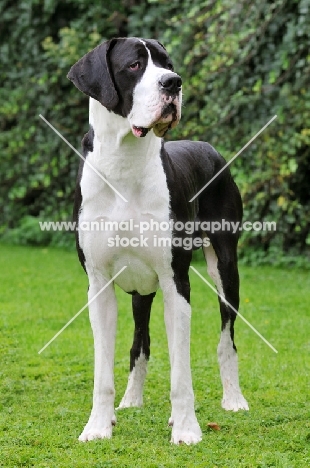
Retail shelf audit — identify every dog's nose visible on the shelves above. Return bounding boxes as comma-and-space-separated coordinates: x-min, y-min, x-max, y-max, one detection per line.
159, 73, 182, 94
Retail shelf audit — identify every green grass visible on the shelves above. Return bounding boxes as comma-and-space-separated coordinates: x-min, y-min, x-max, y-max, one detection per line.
0, 244, 309, 467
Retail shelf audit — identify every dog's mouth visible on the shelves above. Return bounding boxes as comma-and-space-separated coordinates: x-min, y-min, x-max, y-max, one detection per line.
132, 124, 172, 139
153, 122, 174, 138
131, 98, 181, 139
132, 126, 150, 138
132, 104, 180, 139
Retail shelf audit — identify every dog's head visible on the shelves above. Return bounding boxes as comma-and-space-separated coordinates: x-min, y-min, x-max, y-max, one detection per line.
67, 37, 182, 138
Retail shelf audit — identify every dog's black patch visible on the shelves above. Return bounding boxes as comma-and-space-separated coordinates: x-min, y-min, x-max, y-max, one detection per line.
82, 126, 94, 153
109, 38, 175, 118
72, 126, 95, 272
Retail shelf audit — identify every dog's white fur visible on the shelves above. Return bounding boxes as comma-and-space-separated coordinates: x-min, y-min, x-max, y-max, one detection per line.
79, 91, 202, 443
117, 351, 147, 409
76, 40, 248, 445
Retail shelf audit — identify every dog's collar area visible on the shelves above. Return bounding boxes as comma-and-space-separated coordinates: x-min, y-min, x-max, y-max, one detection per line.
132, 126, 150, 138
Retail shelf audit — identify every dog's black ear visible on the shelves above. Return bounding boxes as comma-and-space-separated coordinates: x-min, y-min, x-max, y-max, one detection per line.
67, 39, 119, 110
155, 40, 167, 51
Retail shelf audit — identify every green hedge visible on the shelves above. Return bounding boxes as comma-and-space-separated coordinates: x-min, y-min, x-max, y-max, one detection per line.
1, 0, 309, 263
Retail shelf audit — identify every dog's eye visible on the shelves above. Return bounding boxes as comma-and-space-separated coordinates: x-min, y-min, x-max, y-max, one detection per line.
167, 62, 174, 71
129, 61, 141, 71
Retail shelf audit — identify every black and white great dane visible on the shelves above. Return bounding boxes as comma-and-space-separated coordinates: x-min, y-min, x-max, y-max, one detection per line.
67, 37, 249, 445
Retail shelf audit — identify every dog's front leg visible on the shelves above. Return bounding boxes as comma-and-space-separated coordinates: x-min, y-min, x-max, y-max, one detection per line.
79, 277, 117, 441
161, 279, 202, 445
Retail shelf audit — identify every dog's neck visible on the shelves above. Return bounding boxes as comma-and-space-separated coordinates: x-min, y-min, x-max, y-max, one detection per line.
89, 98, 162, 180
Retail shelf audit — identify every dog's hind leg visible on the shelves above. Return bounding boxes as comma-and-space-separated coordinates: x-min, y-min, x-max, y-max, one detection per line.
203, 240, 249, 411
117, 292, 156, 409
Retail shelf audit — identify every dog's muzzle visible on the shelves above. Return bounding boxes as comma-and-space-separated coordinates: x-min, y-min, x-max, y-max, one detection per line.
132, 73, 182, 139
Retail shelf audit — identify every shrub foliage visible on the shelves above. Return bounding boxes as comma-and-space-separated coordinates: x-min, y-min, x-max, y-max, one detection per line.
1, 0, 309, 260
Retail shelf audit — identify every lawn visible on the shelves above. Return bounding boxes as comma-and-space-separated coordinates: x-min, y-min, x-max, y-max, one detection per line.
0, 244, 309, 467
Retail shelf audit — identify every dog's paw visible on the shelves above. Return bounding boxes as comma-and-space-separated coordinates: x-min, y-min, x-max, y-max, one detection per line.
170, 417, 202, 445
116, 391, 143, 409
222, 393, 249, 412
78, 414, 116, 442
79, 426, 112, 442
171, 424, 202, 445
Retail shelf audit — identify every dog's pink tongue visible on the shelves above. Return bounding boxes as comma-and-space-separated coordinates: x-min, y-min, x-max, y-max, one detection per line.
132, 126, 149, 138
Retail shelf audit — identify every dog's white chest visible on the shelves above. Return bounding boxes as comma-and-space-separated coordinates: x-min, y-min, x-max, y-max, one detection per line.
78, 138, 172, 295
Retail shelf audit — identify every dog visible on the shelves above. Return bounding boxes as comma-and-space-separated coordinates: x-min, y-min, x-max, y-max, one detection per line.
67, 37, 248, 445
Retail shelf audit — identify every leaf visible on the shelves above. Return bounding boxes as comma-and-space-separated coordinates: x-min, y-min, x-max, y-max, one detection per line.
207, 422, 220, 431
